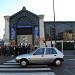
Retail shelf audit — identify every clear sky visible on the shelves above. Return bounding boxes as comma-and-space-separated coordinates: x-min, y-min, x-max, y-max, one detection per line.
0, 0, 75, 38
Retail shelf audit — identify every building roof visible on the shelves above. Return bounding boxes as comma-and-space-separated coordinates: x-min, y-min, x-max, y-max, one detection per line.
10, 6, 38, 19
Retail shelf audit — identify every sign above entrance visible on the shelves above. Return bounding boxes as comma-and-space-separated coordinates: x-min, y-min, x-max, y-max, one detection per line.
17, 26, 32, 28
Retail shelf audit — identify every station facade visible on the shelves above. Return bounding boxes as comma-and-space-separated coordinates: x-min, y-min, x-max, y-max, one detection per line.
4, 7, 75, 49
4, 7, 45, 47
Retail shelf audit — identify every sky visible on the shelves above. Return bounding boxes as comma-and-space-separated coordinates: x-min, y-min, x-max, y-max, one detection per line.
0, 0, 75, 38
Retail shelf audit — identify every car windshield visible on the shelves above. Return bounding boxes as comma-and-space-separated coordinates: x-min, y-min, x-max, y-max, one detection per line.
29, 48, 37, 54
33, 48, 44, 55
29, 48, 45, 55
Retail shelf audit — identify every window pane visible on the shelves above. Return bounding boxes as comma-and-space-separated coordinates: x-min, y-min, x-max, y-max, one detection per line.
46, 48, 52, 54
51, 48, 57, 54
34, 48, 45, 55
46, 48, 57, 54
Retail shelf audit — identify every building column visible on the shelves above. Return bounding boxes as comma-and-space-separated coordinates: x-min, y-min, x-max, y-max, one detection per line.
4, 16, 10, 45
39, 15, 45, 47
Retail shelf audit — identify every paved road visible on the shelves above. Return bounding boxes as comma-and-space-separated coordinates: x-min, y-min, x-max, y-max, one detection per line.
0, 59, 55, 75
49, 55, 75, 75
0, 55, 75, 75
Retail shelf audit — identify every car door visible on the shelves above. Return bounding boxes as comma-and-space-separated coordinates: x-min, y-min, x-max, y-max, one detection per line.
44, 48, 58, 63
29, 48, 45, 64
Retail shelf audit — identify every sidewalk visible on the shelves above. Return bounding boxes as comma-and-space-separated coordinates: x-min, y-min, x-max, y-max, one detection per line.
0, 55, 15, 64
63, 50, 75, 55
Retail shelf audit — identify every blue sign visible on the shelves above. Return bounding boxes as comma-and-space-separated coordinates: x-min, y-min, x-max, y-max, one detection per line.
17, 26, 32, 28
34, 27, 38, 38
11, 28, 14, 39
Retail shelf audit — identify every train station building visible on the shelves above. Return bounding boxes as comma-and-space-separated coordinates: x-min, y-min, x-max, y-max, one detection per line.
4, 7, 45, 47
4, 7, 75, 49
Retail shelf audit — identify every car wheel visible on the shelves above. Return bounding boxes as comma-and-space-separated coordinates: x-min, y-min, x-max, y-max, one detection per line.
54, 59, 61, 66
20, 59, 28, 67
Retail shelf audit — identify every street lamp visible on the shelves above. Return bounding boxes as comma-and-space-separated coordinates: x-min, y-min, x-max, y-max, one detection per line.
53, 0, 56, 40
53, 0, 55, 25
51, 0, 56, 47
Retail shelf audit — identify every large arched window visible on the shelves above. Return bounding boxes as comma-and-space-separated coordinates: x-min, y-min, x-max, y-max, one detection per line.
16, 16, 32, 27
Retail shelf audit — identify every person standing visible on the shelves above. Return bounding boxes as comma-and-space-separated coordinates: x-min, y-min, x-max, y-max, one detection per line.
0, 45, 2, 55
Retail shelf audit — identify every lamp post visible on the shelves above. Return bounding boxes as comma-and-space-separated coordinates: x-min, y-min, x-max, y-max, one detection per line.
53, 0, 56, 40
52, 0, 56, 47
53, 0, 55, 26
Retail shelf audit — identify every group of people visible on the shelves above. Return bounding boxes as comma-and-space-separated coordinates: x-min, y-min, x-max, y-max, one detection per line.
0, 43, 31, 56
0, 45, 14, 56
15, 43, 31, 56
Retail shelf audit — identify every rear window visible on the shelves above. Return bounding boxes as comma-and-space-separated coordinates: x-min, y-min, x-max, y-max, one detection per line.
46, 48, 57, 54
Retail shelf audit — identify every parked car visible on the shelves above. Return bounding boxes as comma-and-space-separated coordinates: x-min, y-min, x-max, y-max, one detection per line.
15, 47, 64, 67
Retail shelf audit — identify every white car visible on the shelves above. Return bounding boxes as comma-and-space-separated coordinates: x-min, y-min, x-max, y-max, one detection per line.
15, 47, 64, 67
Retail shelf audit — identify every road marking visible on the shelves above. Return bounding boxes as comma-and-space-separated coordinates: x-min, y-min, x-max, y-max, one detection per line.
7, 59, 16, 63
0, 68, 51, 71
0, 72, 56, 75
0, 59, 56, 75
0, 64, 49, 68
69, 59, 75, 60
1, 59, 49, 68
3, 63, 19, 65
65, 59, 75, 61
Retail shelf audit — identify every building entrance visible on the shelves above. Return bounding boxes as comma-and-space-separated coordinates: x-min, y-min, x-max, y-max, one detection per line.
16, 27, 32, 45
